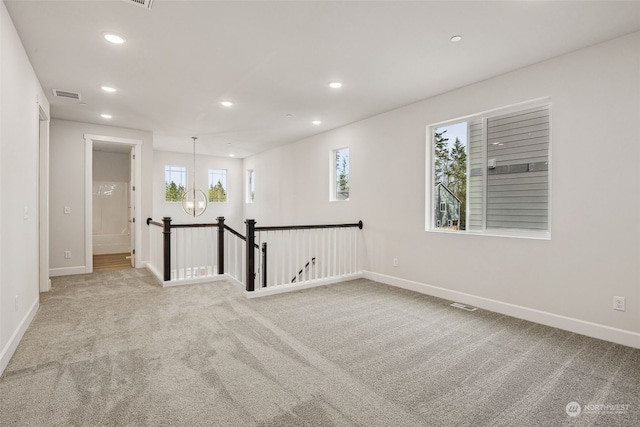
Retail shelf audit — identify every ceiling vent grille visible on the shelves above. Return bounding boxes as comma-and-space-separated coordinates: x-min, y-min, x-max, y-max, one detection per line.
124, 0, 153, 9
52, 89, 81, 100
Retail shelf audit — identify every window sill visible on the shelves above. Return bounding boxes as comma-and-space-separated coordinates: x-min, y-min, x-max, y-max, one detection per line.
428, 228, 550, 240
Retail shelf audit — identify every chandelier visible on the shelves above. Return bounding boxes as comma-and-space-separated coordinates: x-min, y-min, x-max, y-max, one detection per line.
181, 137, 207, 217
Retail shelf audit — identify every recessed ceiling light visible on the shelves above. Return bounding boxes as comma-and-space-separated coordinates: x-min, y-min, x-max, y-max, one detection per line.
450, 35, 462, 43
329, 82, 343, 89
285, 114, 293, 118
101, 86, 116, 93
100, 114, 112, 119
79, 102, 88, 107
312, 120, 322, 125
229, 154, 235, 157
220, 101, 233, 107
103, 32, 126, 44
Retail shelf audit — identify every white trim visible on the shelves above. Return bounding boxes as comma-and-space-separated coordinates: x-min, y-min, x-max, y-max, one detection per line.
245, 273, 363, 299
156, 273, 242, 288
39, 105, 50, 292
83, 134, 143, 273
363, 271, 640, 349
0, 297, 39, 375
49, 266, 87, 277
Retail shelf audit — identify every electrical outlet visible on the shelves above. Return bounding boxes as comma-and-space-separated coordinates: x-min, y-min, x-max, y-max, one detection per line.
64, 251, 71, 259
64, 206, 71, 214
613, 296, 625, 311
393, 258, 399, 267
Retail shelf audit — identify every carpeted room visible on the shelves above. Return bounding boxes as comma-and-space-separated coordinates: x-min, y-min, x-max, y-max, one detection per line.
1, 271, 638, 426
2, 1, 640, 425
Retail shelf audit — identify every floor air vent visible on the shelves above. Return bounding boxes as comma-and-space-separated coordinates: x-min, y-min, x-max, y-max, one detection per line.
450, 302, 478, 312
124, 0, 153, 9
52, 89, 81, 100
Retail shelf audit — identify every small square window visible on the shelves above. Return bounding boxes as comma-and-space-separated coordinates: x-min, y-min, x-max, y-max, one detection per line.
165, 166, 186, 202
332, 147, 349, 201
208, 169, 227, 202
440, 202, 446, 212
246, 169, 255, 203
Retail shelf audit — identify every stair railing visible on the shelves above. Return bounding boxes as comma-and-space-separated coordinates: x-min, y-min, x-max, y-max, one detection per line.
147, 217, 363, 293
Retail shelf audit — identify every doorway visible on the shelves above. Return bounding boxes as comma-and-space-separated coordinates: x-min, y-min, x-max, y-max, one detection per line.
92, 143, 132, 270
83, 134, 142, 273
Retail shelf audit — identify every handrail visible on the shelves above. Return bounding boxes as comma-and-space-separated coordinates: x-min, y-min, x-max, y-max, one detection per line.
292, 257, 316, 283
169, 222, 220, 229
224, 224, 246, 241
146, 218, 162, 227
255, 220, 363, 232
146, 216, 363, 291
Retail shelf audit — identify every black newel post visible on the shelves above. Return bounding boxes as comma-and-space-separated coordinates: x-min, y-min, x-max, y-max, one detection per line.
261, 242, 268, 288
162, 216, 172, 282
245, 219, 256, 292
217, 216, 225, 275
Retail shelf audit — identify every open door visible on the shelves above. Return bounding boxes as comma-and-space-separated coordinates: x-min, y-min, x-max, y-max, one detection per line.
129, 146, 136, 267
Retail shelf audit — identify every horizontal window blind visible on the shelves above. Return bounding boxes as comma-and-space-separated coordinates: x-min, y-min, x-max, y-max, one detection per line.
486, 105, 549, 231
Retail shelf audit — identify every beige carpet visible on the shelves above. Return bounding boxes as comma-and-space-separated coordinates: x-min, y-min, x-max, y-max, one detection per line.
1, 270, 638, 426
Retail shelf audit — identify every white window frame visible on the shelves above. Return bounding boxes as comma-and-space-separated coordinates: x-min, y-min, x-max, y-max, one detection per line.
165, 165, 187, 203
331, 147, 350, 202
208, 169, 228, 203
426, 98, 551, 239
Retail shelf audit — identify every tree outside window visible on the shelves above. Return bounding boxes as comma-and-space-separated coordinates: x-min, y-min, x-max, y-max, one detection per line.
208, 169, 227, 202
165, 166, 186, 202
335, 147, 349, 201
433, 123, 467, 230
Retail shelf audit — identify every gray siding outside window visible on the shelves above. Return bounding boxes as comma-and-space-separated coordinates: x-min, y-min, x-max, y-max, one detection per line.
486, 105, 550, 231
467, 119, 484, 231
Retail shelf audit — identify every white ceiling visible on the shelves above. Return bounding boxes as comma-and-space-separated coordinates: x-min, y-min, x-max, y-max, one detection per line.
5, 0, 640, 158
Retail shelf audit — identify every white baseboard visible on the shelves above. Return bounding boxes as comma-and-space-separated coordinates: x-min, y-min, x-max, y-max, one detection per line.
49, 266, 87, 277
0, 297, 39, 376
363, 271, 640, 349
245, 273, 364, 299
161, 273, 232, 288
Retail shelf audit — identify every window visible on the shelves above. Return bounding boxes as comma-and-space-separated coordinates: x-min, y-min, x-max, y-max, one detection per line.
246, 169, 255, 203
165, 166, 186, 202
332, 147, 350, 201
428, 100, 550, 238
208, 169, 227, 202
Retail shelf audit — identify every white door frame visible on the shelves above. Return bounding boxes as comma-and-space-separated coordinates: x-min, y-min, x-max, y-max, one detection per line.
39, 106, 50, 292
84, 134, 142, 273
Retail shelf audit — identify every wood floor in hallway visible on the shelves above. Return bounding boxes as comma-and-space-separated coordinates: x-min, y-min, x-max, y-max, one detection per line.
93, 252, 132, 271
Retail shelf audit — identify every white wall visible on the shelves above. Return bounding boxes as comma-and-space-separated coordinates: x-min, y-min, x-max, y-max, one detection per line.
93, 150, 129, 182
0, 0, 50, 373
153, 150, 244, 231
244, 32, 640, 346
49, 119, 153, 274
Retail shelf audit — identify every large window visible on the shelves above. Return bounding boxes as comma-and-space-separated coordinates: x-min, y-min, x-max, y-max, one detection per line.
428, 100, 550, 238
208, 169, 227, 203
332, 147, 350, 201
165, 166, 186, 202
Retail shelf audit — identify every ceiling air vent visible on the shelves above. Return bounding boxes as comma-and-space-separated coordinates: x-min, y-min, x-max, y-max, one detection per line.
124, 0, 153, 9
52, 89, 81, 100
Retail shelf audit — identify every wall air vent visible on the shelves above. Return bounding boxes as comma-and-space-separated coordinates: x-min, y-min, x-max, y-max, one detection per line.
52, 89, 81, 100
124, 0, 153, 9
